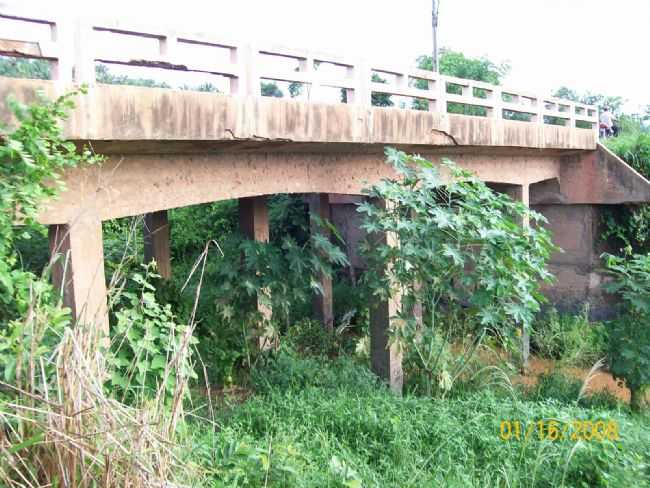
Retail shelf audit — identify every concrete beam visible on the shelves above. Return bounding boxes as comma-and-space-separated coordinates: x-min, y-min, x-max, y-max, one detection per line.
48, 216, 108, 346
309, 193, 334, 330
36, 152, 562, 225
143, 210, 171, 279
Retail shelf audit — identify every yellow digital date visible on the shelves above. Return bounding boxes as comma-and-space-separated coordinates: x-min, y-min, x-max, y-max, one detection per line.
499, 419, 620, 442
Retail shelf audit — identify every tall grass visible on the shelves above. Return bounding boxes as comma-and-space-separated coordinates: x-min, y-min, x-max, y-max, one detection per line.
188, 348, 650, 487
0, 219, 209, 487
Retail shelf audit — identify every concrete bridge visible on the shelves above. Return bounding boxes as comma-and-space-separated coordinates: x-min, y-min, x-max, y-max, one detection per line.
2, 8, 650, 391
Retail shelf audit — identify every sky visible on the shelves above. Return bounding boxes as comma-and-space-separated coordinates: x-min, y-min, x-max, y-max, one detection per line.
5, 0, 649, 113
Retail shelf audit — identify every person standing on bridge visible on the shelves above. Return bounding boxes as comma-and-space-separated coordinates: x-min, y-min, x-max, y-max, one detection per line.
599, 106, 614, 138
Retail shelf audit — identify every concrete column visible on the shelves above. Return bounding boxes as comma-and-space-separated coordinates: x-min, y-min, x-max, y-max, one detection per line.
486, 183, 531, 371
239, 196, 269, 243
368, 199, 403, 394
520, 184, 531, 372
309, 193, 334, 330
143, 210, 171, 280
49, 216, 108, 345
238, 196, 272, 343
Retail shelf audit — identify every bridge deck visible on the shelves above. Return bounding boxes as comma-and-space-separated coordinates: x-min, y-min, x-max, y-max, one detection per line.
0, 7, 598, 153
0, 78, 597, 152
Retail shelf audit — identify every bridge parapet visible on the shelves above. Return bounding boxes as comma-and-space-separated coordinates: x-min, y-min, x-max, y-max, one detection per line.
0, 6, 598, 137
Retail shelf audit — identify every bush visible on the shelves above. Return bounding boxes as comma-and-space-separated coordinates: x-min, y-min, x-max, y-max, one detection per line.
532, 306, 608, 367
602, 253, 650, 411
359, 148, 557, 387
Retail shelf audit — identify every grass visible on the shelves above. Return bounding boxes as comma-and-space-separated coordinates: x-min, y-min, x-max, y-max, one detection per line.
184, 348, 650, 487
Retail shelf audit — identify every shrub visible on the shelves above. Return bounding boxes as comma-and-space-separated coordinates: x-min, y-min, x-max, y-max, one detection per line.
529, 371, 622, 410
602, 252, 650, 411
359, 148, 557, 388
532, 306, 608, 367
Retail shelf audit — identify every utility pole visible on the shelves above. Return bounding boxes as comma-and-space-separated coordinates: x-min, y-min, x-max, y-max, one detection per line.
432, 0, 440, 72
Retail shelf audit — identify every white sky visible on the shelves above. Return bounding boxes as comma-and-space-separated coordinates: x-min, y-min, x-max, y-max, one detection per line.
6, 0, 650, 112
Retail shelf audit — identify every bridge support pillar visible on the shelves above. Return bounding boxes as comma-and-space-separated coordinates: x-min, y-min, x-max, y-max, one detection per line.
309, 193, 334, 330
519, 184, 531, 373
49, 216, 109, 346
239, 196, 273, 346
143, 210, 171, 279
486, 183, 531, 371
369, 199, 403, 394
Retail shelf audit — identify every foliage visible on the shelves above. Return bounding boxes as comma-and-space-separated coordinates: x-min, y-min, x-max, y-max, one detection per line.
262, 81, 284, 98
180, 82, 219, 93
527, 371, 623, 411
0, 55, 51, 79
532, 306, 608, 367
0, 89, 100, 376
602, 253, 650, 411
188, 349, 650, 487
553, 86, 624, 115
155, 195, 348, 385
418, 49, 510, 85
370, 73, 394, 108
107, 263, 198, 403
0, 90, 199, 486
415, 49, 510, 116
358, 149, 556, 383
598, 126, 650, 253
95, 62, 171, 88
170, 200, 239, 260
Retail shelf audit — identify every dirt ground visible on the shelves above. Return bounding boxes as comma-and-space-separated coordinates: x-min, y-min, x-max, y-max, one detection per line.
516, 356, 650, 404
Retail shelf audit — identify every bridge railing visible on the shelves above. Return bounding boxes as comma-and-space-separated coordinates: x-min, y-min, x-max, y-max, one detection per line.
0, 8, 599, 132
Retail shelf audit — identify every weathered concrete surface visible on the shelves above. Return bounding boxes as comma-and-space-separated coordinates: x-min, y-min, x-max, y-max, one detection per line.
48, 216, 108, 339
37, 151, 565, 225
0, 77, 597, 150
239, 196, 273, 348
533, 204, 616, 320
558, 144, 650, 204
143, 210, 171, 279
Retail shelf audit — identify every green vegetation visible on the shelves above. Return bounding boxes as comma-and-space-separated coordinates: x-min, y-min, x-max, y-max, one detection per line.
358, 149, 556, 386
601, 127, 650, 253
532, 306, 608, 367
602, 253, 650, 411
184, 349, 649, 487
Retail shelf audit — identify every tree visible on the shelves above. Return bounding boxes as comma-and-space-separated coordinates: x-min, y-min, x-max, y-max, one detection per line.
553, 86, 624, 115
179, 82, 219, 93
339, 73, 394, 107
0, 56, 50, 80
94, 63, 171, 88
414, 49, 511, 115
261, 81, 283, 97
